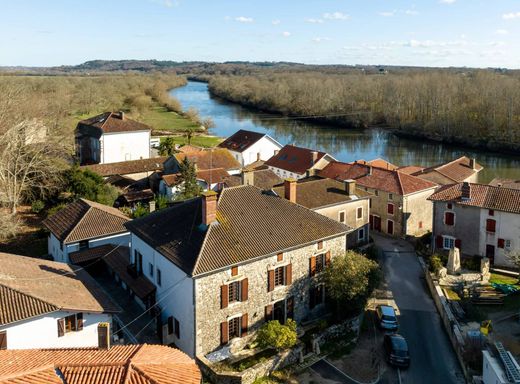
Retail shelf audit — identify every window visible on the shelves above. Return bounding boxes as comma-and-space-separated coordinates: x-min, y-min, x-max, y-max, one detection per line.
168, 316, 174, 335
444, 212, 455, 226
0, 331, 6, 350
277, 253, 284, 262
274, 267, 285, 287
505, 239, 512, 249
231, 266, 238, 276
364, 187, 368, 191
228, 317, 241, 340
315, 253, 326, 274
58, 313, 83, 337
339, 211, 346, 223
228, 281, 241, 304
488, 209, 494, 216
369, 199, 372, 209
357, 207, 363, 219
174, 318, 180, 339
375, 190, 379, 196
149, 263, 154, 277
387, 203, 394, 215
443, 236, 455, 250
79, 240, 88, 250
157, 269, 162, 286
388, 193, 393, 201
447, 203, 453, 210
486, 219, 496, 233
358, 228, 365, 241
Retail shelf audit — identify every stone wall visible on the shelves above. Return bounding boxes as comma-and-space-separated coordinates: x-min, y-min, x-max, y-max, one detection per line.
403, 188, 436, 237
365, 187, 404, 237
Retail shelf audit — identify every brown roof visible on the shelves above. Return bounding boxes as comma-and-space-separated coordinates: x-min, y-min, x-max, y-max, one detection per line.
43, 199, 129, 244
412, 156, 483, 183
178, 144, 204, 153
81, 156, 168, 177
126, 186, 350, 276
319, 162, 437, 195
218, 129, 267, 152
264, 145, 329, 175
223, 169, 283, 190
489, 178, 520, 190
356, 158, 399, 171
163, 168, 230, 187
428, 183, 520, 214
78, 112, 151, 134
0, 253, 120, 325
272, 178, 371, 209
0, 344, 201, 384
174, 148, 240, 172
397, 165, 425, 175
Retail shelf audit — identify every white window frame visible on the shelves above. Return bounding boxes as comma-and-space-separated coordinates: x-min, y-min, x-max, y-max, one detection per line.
227, 313, 243, 340
443, 235, 455, 250
388, 193, 393, 201
505, 239, 512, 250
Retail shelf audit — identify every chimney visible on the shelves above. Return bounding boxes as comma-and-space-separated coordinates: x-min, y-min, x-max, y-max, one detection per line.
368, 166, 373, 176
201, 191, 218, 225
461, 182, 471, 200
469, 158, 476, 170
344, 179, 356, 196
311, 151, 318, 165
241, 169, 254, 186
98, 322, 110, 350
284, 178, 297, 203
256, 152, 261, 161
119, 111, 125, 120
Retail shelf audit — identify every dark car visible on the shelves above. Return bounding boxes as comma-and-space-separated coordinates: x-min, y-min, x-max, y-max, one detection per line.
384, 334, 410, 368
376, 305, 399, 331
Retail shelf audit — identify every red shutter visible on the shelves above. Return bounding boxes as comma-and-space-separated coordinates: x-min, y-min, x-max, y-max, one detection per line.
0, 331, 6, 350
435, 235, 443, 249
387, 203, 394, 215
267, 270, 275, 292
455, 239, 461, 249
498, 238, 505, 249
445, 212, 454, 225
486, 219, 496, 233
241, 314, 248, 337
57, 318, 65, 337
325, 251, 331, 267
309, 256, 317, 277
241, 278, 248, 301
76, 313, 83, 331
265, 305, 273, 322
285, 264, 292, 285
221, 285, 229, 309
220, 321, 229, 345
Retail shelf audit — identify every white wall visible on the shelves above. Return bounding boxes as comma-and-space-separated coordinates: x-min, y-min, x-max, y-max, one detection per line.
100, 130, 150, 164
0, 311, 111, 349
482, 350, 510, 384
131, 234, 195, 357
268, 166, 304, 180
242, 137, 282, 166
479, 210, 520, 267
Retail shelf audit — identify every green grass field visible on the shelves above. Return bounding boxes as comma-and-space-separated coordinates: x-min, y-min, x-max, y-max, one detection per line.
140, 106, 200, 133
167, 135, 222, 148
490, 273, 520, 288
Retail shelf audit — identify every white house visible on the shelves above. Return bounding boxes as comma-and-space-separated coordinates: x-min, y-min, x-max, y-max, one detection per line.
218, 129, 282, 166
0, 253, 119, 350
75, 111, 151, 165
43, 199, 131, 263
264, 144, 336, 180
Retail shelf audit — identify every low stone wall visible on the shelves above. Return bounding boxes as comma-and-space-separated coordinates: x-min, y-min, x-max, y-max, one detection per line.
315, 314, 363, 347
197, 344, 303, 384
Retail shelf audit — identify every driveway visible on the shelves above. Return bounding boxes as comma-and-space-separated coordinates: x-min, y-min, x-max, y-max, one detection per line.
373, 233, 465, 384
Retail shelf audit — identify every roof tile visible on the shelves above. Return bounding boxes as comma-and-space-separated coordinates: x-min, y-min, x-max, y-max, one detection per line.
264, 145, 329, 175
78, 112, 151, 134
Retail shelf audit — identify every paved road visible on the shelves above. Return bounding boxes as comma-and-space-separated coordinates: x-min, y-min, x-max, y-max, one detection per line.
375, 234, 465, 384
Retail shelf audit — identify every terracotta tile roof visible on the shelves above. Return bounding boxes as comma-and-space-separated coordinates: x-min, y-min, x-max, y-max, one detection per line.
78, 112, 151, 134
0, 284, 59, 326
119, 189, 155, 204
223, 169, 284, 190
178, 144, 204, 153
218, 129, 266, 152
69, 244, 119, 265
81, 157, 168, 177
264, 145, 330, 175
105, 174, 138, 190
428, 183, 520, 214
412, 156, 483, 183
43, 199, 129, 244
0, 344, 201, 384
489, 178, 520, 190
126, 186, 350, 276
272, 178, 371, 209
196, 168, 230, 185
319, 162, 437, 195
0, 253, 120, 325
355, 158, 398, 171
397, 165, 425, 175
174, 148, 240, 172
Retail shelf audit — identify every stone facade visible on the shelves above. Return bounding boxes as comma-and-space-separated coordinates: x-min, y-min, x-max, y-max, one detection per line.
194, 234, 346, 356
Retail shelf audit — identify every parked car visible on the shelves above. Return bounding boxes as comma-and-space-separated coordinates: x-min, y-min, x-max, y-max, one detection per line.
376, 305, 399, 331
384, 334, 410, 368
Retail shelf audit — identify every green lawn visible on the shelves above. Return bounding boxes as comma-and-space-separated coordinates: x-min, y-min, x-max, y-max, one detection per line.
490, 273, 520, 288
167, 135, 222, 148
140, 106, 200, 133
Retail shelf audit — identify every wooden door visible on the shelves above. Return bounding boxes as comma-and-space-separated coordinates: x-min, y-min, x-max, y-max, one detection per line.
387, 220, 394, 235
486, 245, 495, 264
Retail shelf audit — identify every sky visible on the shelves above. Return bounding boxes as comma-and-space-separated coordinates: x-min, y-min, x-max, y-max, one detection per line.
0, 0, 519, 68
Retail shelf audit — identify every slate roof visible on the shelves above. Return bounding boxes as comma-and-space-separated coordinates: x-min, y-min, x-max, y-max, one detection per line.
319, 161, 437, 195
78, 112, 151, 134
411, 156, 483, 183
272, 178, 371, 209
43, 199, 129, 244
489, 178, 520, 190
125, 186, 350, 276
0, 253, 120, 325
428, 183, 520, 214
174, 148, 241, 171
264, 144, 330, 175
81, 157, 168, 177
0, 344, 201, 384
223, 169, 283, 190
218, 129, 267, 152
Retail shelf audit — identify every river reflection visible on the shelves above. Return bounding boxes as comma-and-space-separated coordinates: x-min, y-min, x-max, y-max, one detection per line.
171, 81, 520, 183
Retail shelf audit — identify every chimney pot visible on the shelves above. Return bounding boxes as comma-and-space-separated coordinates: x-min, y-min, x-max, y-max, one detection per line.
344, 179, 356, 196
461, 182, 471, 200
368, 165, 373, 176
469, 158, 476, 170
311, 151, 318, 165
284, 178, 297, 203
201, 191, 218, 225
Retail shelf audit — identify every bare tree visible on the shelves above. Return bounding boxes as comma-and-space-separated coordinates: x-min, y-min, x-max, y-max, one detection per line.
506, 250, 520, 280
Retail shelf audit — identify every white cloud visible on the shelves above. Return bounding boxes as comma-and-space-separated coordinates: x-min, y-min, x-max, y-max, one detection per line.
235, 16, 253, 23
305, 18, 324, 24
272, 19, 281, 25
323, 12, 350, 20
312, 37, 331, 43
282, 31, 291, 37
379, 11, 395, 17
404, 9, 419, 15
496, 29, 508, 35
439, 0, 456, 4
503, 12, 520, 20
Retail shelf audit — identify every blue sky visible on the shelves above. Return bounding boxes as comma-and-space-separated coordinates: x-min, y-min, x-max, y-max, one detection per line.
0, 0, 519, 68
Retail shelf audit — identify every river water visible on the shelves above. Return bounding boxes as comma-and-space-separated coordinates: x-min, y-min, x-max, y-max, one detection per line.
171, 81, 520, 183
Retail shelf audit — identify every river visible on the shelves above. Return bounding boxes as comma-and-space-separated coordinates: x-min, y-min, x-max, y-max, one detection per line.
171, 81, 520, 183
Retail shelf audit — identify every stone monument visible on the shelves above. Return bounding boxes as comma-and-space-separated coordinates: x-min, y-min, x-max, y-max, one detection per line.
447, 247, 461, 275
480, 257, 491, 282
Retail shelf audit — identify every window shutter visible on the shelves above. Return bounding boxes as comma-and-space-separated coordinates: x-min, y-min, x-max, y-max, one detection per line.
220, 321, 229, 345
241, 278, 249, 301
221, 285, 229, 309
497, 238, 505, 249
0, 331, 6, 350
265, 305, 273, 322
455, 239, 461, 249
76, 313, 83, 331
325, 251, 331, 267
445, 212, 454, 225
57, 318, 65, 337
435, 235, 443, 249
267, 270, 275, 292
241, 314, 248, 337
285, 264, 292, 285
309, 256, 317, 277
486, 219, 496, 233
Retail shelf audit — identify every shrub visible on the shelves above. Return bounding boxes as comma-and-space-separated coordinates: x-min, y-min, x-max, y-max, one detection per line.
256, 320, 297, 351
461, 255, 481, 271
132, 203, 149, 219
155, 194, 171, 210
429, 254, 443, 273
31, 200, 45, 214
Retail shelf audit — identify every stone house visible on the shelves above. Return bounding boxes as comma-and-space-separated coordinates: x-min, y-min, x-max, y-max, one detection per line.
319, 161, 438, 237
271, 178, 372, 247
81, 156, 168, 181
43, 199, 131, 263
0, 253, 119, 350
429, 182, 520, 267
75, 111, 151, 165
400, 156, 483, 185
264, 144, 336, 180
164, 148, 242, 176
218, 129, 282, 166
124, 185, 350, 357
159, 168, 231, 199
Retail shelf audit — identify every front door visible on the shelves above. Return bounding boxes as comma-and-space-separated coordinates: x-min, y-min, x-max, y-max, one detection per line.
273, 300, 286, 324
486, 245, 495, 265
387, 220, 394, 235
373, 216, 381, 232
369, 215, 374, 230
